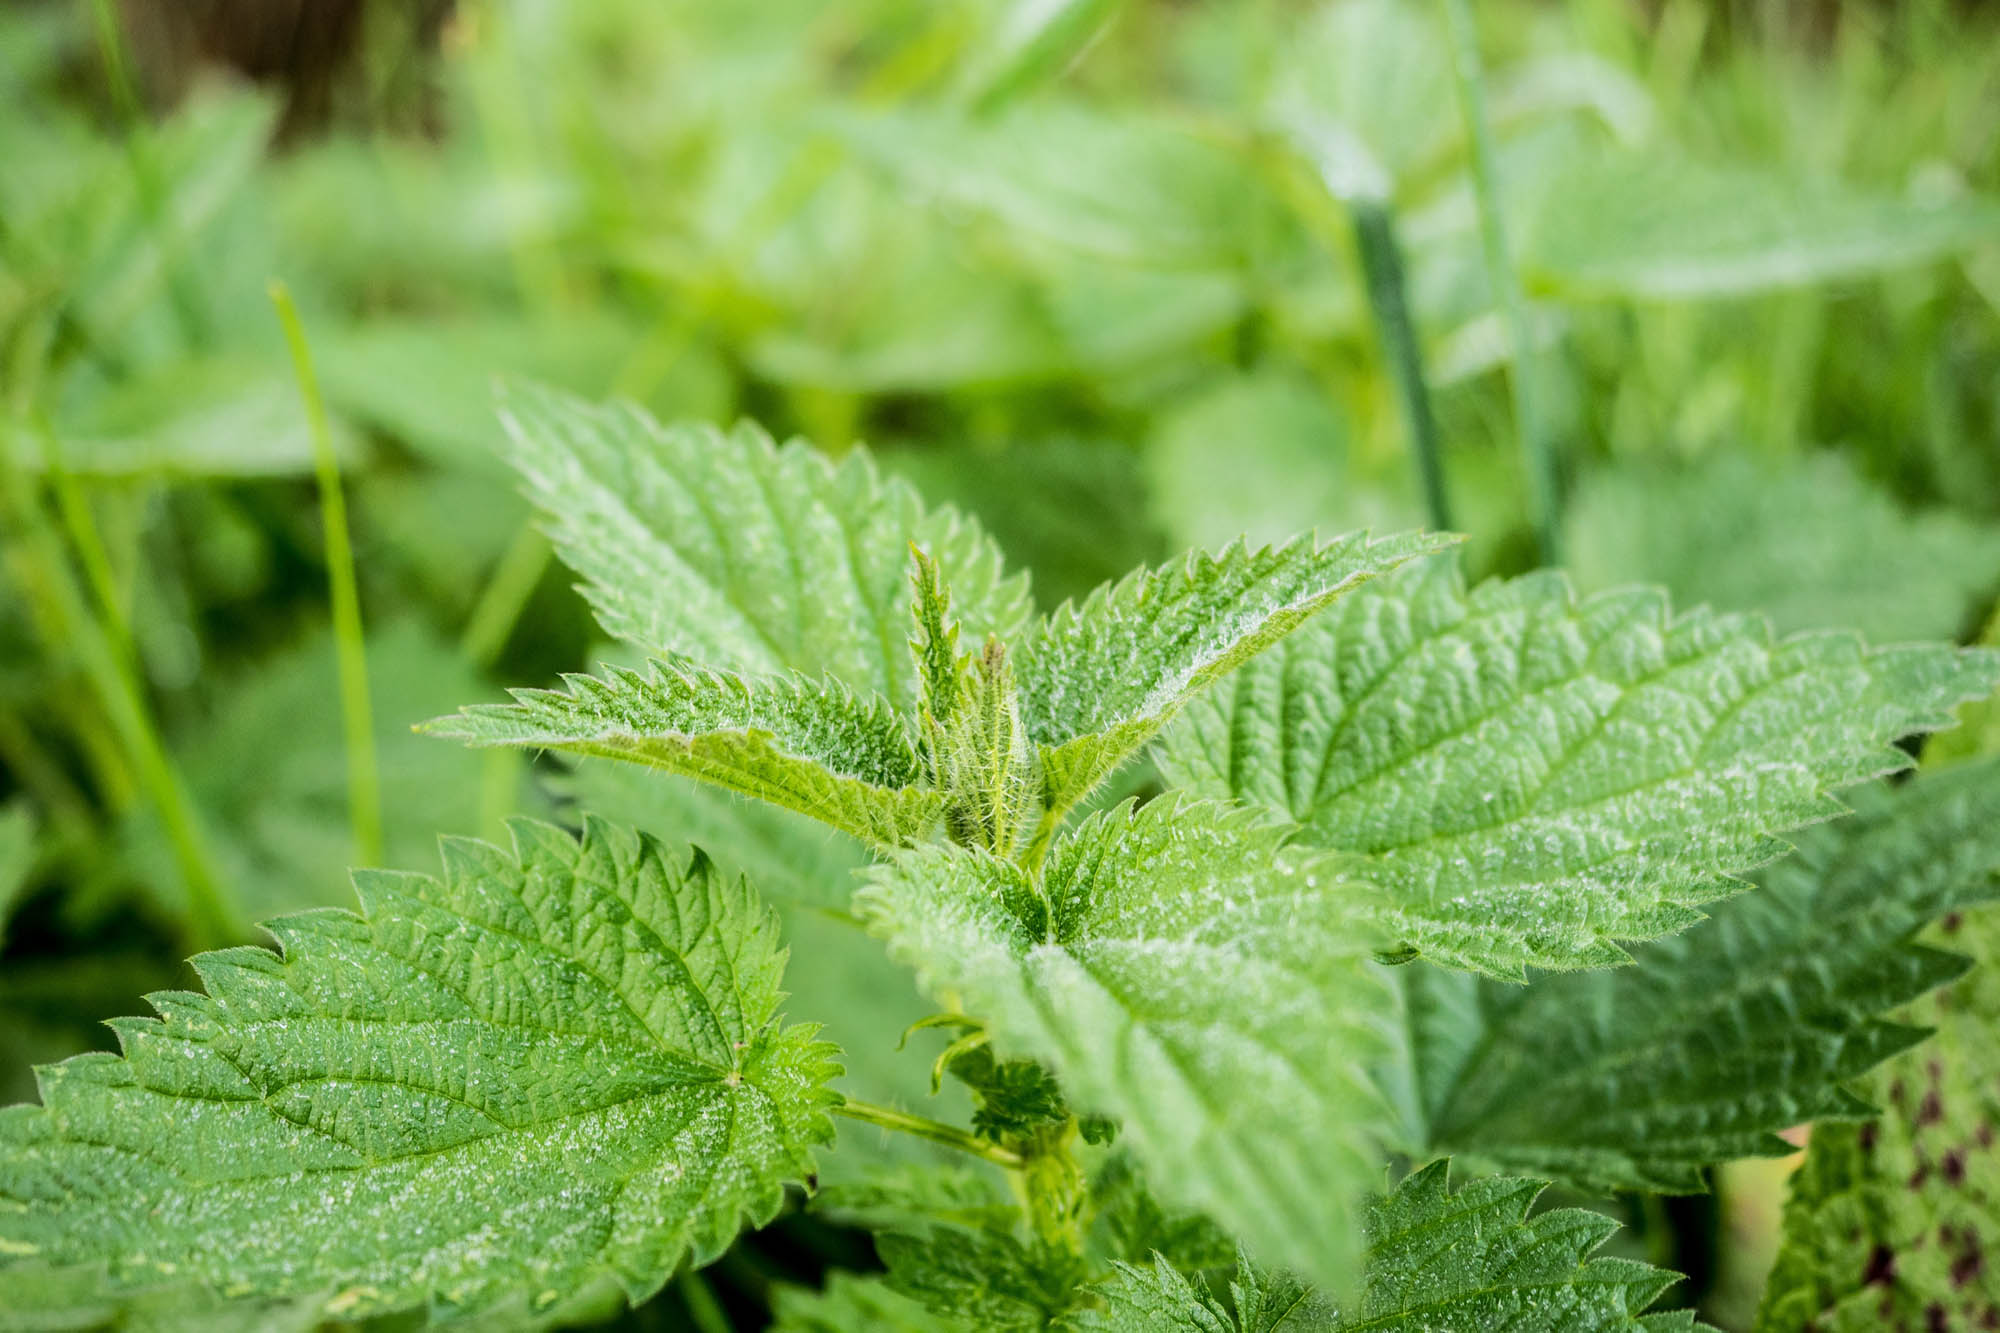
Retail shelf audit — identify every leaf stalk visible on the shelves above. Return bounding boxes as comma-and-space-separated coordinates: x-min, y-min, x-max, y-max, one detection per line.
831, 1098, 1025, 1168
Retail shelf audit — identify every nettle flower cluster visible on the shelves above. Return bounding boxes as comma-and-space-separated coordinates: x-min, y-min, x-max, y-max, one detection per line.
3, 384, 1996, 1332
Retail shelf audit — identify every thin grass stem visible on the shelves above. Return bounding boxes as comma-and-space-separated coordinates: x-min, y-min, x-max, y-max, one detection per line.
270, 281, 382, 867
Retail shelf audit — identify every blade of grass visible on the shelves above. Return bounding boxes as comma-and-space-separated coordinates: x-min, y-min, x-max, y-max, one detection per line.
1441, 0, 1560, 562
458, 518, 549, 669
0, 437, 237, 947
270, 280, 382, 867
2, 318, 236, 946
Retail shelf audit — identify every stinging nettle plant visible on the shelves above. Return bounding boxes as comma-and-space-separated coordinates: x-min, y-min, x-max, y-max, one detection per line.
3, 382, 1999, 1331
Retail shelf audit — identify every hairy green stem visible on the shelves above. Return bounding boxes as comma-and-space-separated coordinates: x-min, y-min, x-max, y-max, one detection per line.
1351, 200, 1454, 531
1441, 0, 1560, 562
831, 1099, 1024, 1168
271, 281, 382, 867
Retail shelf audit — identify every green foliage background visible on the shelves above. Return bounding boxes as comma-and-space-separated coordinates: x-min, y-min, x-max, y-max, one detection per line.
3, 0, 1999, 1328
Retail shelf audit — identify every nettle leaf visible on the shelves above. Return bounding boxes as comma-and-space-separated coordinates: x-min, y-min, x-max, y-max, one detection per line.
858, 796, 1394, 1289
1386, 755, 2000, 1192
1345, 1162, 1703, 1331
427, 661, 942, 846
1074, 1163, 1701, 1331
879, 1226, 1089, 1331
1016, 533, 1453, 821
0, 818, 839, 1324
1071, 1248, 1325, 1332
1160, 559, 2000, 978
497, 383, 1032, 714
1759, 784, 2000, 1330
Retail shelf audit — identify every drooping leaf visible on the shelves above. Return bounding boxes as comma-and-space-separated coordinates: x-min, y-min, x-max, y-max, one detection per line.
427, 660, 941, 847
1016, 533, 1453, 820
0, 817, 840, 1324
1522, 152, 2000, 299
496, 384, 1031, 714
1385, 756, 2000, 1192
1160, 559, 2000, 977
1759, 837, 2000, 1327
858, 796, 1394, 1289
1567, 451, 2000, 643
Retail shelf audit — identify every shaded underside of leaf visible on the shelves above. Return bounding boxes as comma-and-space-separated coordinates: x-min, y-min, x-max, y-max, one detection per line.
427, 660, 941, 846
0, 817, 839, 1325
1161, 559, 2000, 978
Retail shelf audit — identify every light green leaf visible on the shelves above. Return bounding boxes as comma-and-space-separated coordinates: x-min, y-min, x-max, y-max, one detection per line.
1759, 812, 2000, 1327
1160, 559, 2000, 977
1017, 533, 1453, 820
26, 359, 362, 479
1387, 756, 2000, 1192
1523, 152, 2000, 299
0, 817, 840, 1324
858, 797, 1394, 1290
1567, 450, 2000, 643
497, 384, 1031, 713
833, 104, 1283, 268
316, 314, 729, 476
427, 661, 941, 847
1145, 371, 1405, 556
